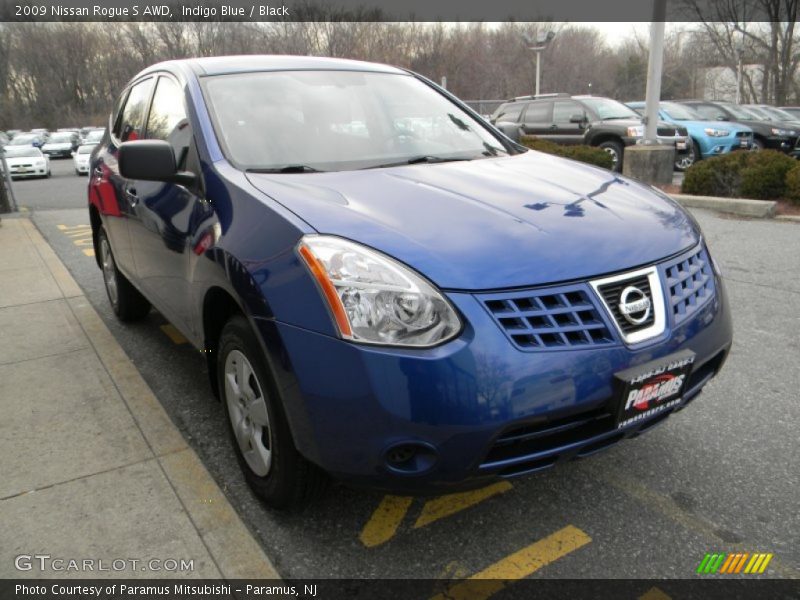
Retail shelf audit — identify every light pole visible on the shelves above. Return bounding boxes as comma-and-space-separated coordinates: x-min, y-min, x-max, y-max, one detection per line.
525, 31, 556, 96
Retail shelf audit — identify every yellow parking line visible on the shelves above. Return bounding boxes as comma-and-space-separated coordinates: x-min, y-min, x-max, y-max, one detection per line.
359, 495, 413, 548
58, 224, 90, 230
64, 228, 91, 237
639, 587, 672, 600
83, 249, 95, 257
160, 324, 188, 345
414, 482, 512, 529
431, 525, 591, 600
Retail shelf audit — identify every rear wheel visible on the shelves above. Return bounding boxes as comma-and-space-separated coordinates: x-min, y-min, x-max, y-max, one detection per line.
750, 138, 765, 151
598, 140, 624, 172
217, 315, 327, 509
98, 226, 150, 321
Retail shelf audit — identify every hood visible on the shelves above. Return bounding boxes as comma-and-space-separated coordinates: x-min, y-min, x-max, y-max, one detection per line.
6, 156, 44, 165
677, 119, 750, 133
246, 152, 699, 290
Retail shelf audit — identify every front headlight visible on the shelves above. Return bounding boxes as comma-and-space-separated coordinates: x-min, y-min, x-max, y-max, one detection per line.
704, 128, 729, 137
627, 126, 644, 137
771, 128, 789, 136
297, 235, 461, 347
35, 160, 45, 166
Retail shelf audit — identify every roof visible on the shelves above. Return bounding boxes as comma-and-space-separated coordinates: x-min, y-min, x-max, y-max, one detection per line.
143, 55, 407, 78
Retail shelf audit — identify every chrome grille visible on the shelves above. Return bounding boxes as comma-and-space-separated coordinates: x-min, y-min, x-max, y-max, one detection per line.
662, 246, 715, 325
596, 274, 655, 334
481, 285, 615, 350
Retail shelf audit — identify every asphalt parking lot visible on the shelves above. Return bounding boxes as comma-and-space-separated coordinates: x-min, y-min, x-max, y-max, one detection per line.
8, 161, 799, 586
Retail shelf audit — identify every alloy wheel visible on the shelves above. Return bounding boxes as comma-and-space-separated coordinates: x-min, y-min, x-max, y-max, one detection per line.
224, 349, 273, 476
100, 237, 118, 308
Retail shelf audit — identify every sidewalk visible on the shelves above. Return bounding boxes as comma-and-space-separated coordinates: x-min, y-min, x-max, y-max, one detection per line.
0, 216, 279, 580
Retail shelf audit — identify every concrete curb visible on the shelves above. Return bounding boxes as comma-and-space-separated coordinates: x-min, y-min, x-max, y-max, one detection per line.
670, 193, 777, 218
775, 214, 800, 223
17, 218, 280, 580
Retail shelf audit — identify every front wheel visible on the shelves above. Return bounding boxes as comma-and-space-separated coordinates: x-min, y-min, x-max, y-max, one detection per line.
598, 140, 624, 172
217, 316, 327, 509
675, 139, 699, 171
750, 138, 765, 151
98, 226, 150, 321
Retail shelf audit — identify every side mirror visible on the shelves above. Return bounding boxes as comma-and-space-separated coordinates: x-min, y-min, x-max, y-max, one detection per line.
118, 140, 195, 187
569, 113, 586, 124
717, 115, 730, 121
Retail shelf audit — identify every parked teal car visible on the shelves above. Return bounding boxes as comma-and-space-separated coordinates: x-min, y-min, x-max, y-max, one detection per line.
626, 101, 753, 170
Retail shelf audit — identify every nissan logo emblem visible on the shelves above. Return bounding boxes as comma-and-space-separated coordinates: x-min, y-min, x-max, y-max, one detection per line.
618, 286, 651, 325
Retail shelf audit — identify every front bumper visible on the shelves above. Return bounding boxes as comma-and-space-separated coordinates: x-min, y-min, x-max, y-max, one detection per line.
9, 167, 47, 178
263, 247, 733, 493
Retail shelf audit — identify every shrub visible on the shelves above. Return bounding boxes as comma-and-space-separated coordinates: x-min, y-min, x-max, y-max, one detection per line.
682, 150, 796, 200
521, 136, 614, 170
739, 150, 796, 200
786, 165, 800, 205
681, 151, 748, 197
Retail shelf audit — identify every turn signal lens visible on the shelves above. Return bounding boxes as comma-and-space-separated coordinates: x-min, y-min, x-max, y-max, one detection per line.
297, 236, 461, 347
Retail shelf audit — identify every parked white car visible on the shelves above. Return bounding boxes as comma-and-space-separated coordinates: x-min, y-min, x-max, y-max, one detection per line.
73, 143, 96, 175
1, 146, 50, 179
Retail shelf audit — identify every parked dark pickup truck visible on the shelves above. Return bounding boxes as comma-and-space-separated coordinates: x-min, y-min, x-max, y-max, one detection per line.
491, 94, 689, 172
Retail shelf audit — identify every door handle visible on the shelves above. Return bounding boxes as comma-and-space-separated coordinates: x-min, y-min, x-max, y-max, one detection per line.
126, 186, 139, 206
549, 124, 558, 130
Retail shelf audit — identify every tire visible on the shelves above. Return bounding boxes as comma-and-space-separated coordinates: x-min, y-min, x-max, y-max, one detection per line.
675, 139, 699, 171
98, 226, 150, 321
598, 140, 624, 172
750, 138, 765, 151
217, 315, 327, 509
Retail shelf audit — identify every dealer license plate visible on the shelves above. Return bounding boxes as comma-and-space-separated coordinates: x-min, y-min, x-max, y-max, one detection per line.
613, 349, 695, 429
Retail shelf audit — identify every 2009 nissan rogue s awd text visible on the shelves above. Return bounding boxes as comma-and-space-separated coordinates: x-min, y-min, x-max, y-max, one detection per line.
88, 56, 732, 508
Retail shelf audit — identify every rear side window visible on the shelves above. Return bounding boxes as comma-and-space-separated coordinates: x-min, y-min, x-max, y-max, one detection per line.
116, 78, 154, 143
521, 102, 551, 123
146, 76, 191, 169
494, 103, 524, 122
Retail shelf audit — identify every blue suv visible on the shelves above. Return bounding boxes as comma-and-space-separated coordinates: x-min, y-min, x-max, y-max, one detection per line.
89, 57, 732, 508
627, 101, 753, 170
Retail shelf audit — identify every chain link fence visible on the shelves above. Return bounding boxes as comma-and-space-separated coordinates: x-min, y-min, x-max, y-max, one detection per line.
463, 100, 505, 118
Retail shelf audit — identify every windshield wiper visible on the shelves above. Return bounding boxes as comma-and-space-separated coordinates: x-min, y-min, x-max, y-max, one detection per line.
364, 155, 473, 170
246, 165, 323, 174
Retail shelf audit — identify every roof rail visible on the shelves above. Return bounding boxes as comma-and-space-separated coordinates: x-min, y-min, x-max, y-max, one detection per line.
509, 93, 570, 102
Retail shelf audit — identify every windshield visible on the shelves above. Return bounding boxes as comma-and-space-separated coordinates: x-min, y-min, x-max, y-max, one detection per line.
3, 146, 40, 158
202, 70, 510, 172
661, 102, 701, 121
722, 104, 757, 120
10, 135, 35, 145
77, 145, 95, 155
85, 130, 104, 142
578, 97, 639, 120
49, 133, 72, 143
761, 106, 795, 122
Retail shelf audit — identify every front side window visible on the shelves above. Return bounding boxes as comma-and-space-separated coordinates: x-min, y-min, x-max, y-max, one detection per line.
117, 78, 154, 143
578, 97, 639, 121
553, 101, 582, 123
493, 103, 524, 123
146, 76, 191, 168
202, 70, 510, 172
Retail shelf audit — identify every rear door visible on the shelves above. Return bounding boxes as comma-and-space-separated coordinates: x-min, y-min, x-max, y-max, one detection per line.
90, 77, 155, 277
551, 100, 586, 144
519, 101, 554, 138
